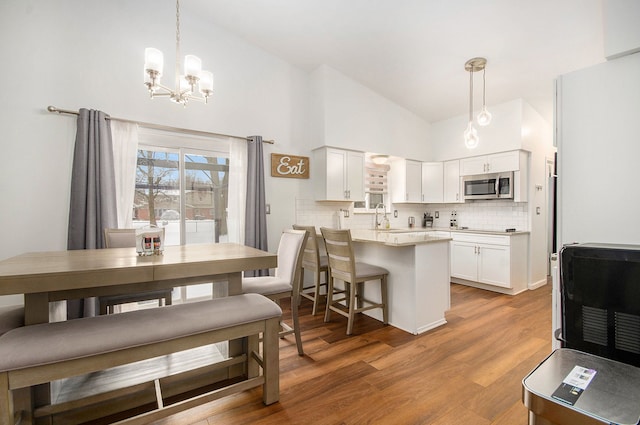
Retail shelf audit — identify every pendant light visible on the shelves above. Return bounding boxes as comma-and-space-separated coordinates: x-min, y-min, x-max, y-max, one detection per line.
463, 57, 490, 149
143, 0, 214, 106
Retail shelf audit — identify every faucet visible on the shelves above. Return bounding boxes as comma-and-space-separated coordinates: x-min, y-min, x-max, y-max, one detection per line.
375, 203, 386, 229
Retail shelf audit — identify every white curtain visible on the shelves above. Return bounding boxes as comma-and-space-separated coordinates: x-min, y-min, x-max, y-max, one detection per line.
110, 121, 139, 228
228, 137, 247, 244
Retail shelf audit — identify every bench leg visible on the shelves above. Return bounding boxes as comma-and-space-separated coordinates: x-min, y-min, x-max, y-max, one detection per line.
0, 373, 11, 425
247, 333, 260, 379
262, 317, 280, 405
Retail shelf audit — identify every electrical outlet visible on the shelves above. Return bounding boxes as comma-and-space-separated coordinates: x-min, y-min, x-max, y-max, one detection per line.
266, 204, 271, 214
394, 210, 398, 218
435, 211, 439, 218
344, 209, 350, 218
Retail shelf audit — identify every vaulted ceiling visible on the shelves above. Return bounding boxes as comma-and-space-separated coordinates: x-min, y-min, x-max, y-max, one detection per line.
191, 0, 604, 124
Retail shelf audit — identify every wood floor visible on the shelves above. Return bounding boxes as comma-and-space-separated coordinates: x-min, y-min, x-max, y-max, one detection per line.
155, 282, 553, 425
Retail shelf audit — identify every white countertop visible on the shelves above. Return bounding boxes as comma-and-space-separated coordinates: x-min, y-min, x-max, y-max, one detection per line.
372, 227, 530, 236
349, 229, 451, 247
348, 227, 529, 247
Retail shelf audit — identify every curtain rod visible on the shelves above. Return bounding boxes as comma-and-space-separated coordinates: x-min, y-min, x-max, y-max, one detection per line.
46, 106, 275, 144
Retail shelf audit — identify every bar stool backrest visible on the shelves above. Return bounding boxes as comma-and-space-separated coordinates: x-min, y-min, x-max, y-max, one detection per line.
319, 228, 357, 283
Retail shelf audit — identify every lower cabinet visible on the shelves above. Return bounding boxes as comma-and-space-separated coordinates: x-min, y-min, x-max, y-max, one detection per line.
450, 232, 528, 293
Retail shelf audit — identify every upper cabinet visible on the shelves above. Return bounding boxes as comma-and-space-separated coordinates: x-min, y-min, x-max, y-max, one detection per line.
443, 160, 463, 203
390, 159, 422, 203
421, 162, 444, 203
313, 147, 365, 201
460, 151, 521, 176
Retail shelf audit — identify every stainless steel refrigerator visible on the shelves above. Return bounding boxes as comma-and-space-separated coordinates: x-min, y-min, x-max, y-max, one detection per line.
554, 51, 640, 348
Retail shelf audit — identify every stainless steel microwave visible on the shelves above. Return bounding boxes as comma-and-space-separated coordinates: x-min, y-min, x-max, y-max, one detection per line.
463, 172, 513, 200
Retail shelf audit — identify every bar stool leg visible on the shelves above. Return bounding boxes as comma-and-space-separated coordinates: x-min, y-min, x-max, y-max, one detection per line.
324, 275, 334, 323
346, 282, 357, 336
381, 276, 389, 325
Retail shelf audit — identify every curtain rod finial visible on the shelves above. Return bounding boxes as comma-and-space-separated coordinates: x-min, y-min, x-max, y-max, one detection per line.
47, 106, 58, 113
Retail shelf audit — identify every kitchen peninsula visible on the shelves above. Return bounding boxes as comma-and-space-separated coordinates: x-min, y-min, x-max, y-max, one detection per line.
347, 230, 451, 335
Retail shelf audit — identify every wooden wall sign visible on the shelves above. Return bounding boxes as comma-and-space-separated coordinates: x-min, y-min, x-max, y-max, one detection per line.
270, 153, 310, 179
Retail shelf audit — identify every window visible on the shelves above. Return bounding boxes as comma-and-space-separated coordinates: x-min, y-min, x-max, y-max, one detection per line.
134, 128, 232, 303
354, 158, 390, 213
134, 148, 229, 246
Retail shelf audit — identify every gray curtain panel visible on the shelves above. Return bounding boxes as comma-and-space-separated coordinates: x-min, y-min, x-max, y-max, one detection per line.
244, 135, 269, 277
67, 108, 118, 318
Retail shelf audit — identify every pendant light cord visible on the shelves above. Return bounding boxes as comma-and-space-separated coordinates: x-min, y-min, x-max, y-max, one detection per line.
175, 0, 181, 90
482, 68, 487, 107
468, 68, 474, 122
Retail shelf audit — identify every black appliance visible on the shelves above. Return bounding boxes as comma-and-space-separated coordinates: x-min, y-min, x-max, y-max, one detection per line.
559, 243, 640, 367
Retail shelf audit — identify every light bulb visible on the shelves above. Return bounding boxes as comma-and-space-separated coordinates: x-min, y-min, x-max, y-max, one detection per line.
464, 122, 479, 149
477, 106, 492, 126
184, 55, 202, 79
179, 76, 192, 94
199, 70, 214, 94
144, 48, 163, 74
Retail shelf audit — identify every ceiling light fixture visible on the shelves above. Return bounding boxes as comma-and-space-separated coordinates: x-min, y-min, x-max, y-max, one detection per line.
463, 57, 490, 149
144, 0, 213, 106
371, 155, 389, 165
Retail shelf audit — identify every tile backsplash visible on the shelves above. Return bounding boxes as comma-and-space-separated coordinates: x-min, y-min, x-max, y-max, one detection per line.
294, 198, 528, 232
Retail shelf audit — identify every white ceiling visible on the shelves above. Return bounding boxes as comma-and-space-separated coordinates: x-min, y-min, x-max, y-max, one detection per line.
190, 0, 605, 124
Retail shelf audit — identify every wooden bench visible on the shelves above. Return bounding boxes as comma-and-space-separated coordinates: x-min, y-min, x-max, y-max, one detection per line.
0, 293, 282, 425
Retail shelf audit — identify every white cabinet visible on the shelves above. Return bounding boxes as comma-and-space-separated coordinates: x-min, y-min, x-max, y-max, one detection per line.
450, 232, 528, 292
313, 147, 365, 201
421, 162, 443, 203
443, 160, 463, 203
461, 151, 520, 175
390, 159, 422, 203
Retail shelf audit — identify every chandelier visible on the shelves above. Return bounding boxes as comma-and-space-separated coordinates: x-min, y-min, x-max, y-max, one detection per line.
144, 0, 213, 106
463, 57, 492, 149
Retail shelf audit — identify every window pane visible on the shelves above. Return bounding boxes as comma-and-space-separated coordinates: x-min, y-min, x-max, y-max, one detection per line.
370, 193, 384, 207
133, 149, 181, 246
184, 152, 229, 245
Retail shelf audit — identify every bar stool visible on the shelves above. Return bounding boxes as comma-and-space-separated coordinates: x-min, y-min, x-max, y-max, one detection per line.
320, 227, 388, 335
292, 224, 329, 316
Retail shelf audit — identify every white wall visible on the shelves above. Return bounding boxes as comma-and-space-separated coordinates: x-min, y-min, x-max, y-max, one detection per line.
311, 65, 431, 160
429, 99, 524, 161
522, 102, 554, 287
603, 0, 640, 59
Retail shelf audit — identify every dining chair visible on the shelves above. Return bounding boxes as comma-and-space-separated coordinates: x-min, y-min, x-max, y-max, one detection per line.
320, 227, 389, 335
242, 228, 308, 356
100, 228, 173, 315
292, 224, 329, 316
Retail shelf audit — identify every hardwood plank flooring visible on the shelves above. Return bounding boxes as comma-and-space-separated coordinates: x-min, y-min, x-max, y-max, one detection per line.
153, 282, 553, 425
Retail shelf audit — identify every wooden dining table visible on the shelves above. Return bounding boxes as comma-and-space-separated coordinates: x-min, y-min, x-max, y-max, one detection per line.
0, 243, 277, 325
